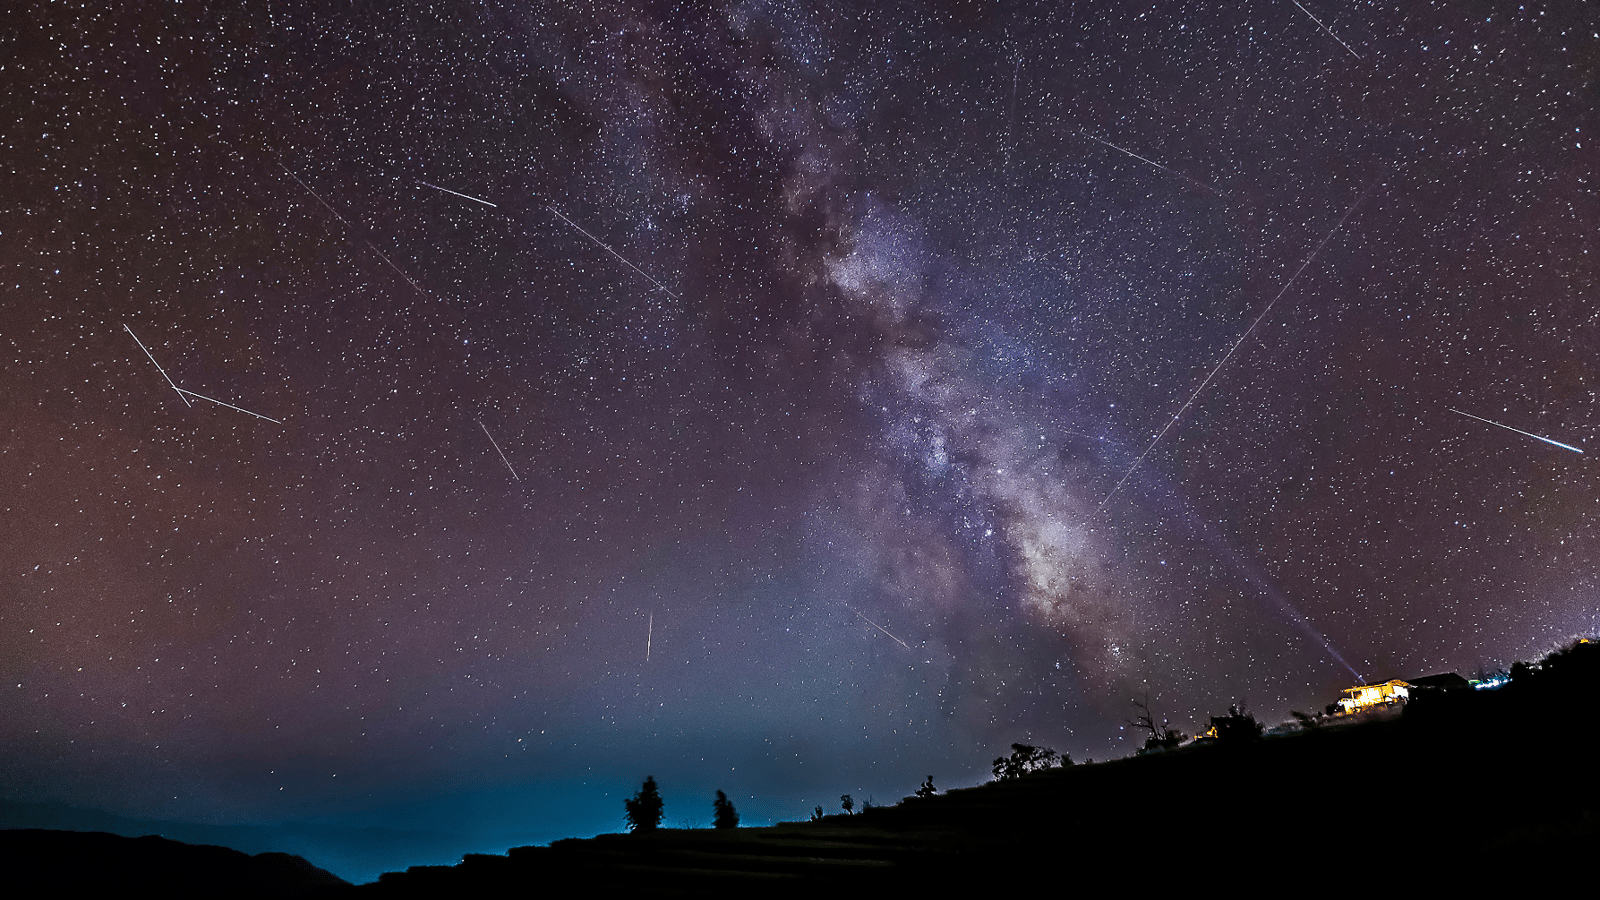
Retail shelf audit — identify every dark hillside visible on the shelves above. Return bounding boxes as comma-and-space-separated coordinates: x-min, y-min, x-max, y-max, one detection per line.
367, 641, 1600, 895
12, 643, 1594, 895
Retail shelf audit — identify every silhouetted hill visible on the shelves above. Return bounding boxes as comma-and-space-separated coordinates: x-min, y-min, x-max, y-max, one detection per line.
0, 800, 468, 884
362, 640, 1600, 895
0, 829, 350, 897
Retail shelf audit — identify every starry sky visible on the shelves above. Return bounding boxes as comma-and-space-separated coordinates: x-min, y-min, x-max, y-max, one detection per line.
5, 0, 1598, 882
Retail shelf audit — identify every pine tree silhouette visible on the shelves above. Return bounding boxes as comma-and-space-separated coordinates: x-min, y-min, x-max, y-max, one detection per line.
713, 790, 739, 829
624, 776, 664, 832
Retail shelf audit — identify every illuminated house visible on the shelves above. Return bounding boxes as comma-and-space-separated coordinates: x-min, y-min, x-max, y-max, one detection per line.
1337, 679, 1411, 714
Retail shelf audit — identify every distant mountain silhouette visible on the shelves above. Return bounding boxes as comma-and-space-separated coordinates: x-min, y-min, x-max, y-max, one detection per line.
0, 799, 463, 885
0, 829, 349, 896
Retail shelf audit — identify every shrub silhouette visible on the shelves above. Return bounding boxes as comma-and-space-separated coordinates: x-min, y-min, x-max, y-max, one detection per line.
915, 775, 937, 798
624, 776, 664, 832
713, 790, 739, 829
840, 794, 854, 815
811, 805, 824, 821
992, 743, 1065, 780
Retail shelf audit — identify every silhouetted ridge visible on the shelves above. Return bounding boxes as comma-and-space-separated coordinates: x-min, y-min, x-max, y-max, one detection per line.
0, 829, 350, 896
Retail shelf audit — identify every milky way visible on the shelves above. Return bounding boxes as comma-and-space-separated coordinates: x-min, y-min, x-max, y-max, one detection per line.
5, 0, 1597, 881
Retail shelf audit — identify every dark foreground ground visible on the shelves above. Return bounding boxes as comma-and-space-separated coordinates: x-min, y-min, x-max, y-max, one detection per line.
370, 649, 1600, 896
8, 644, 1598, 895
369, 727, 1594, 895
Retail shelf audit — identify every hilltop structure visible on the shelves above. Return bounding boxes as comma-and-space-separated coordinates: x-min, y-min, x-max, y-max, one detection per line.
1337, 673, 1472, 715
1338, 679, 1412, 714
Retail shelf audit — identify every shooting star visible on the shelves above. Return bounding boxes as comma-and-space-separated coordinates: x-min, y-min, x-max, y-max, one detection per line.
365, 241, 429, 297
477, 418, 521, 481
646, 611, 653, 662
1100, 181, 1375, 511
278, 163, 351, 227
546, 206, 679, 299
1078, 132, 1226, 196
1450, 408, 1584, 455
278, 162, 430, 296
176, 387, 282, 424
847, 606, 912, 651
418, 180, 498, 208
1291, 0, 1362, 60
124, 324, 191, 407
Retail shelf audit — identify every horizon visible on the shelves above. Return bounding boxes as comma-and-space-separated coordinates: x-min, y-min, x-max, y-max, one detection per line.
7, 0, 1597, 887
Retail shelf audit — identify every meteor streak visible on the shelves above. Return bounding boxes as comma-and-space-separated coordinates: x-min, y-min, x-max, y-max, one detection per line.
546, 206, 679, 299
1100, 181, 1374, 510
176, 388, 282, 424
1078, 132, 1226, 196
124, 324, 191, 407
646, 611, 653, 662
278, 163, 351, 227
847, 606, 912, 651
1291, 0, 1362, 60
1450, 408, 1584, 455
477, 418, 521, 480
365, 241, 429, 297
418, 180, 498, 208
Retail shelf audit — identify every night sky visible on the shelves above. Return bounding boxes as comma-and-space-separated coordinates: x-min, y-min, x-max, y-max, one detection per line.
6, 0, 1598, 882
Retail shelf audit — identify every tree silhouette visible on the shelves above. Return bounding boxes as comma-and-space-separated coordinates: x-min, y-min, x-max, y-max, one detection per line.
991, 743, 1066, 780
840, 794, 854, 815
811, 805, 824, 822
624, 776, 664, 832
915, 775, 937, 798
1129, 694, 1184, 752
713, 790, 739, 829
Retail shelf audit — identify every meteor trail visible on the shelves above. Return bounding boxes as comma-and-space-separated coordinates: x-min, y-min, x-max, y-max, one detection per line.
477, 418, 521, 480
847, 606, 912, 651
278, 163, 351, 227
1450, 408, 1584, 455
124, 324, 191, 407
1291, 0, 1362, 59
365, 241, 429, 297
176, 387, 282, 424
418, 180, 498, 208
1078, 132, 1226, 196
646, 611, 653, 662
1100, 181, 1374, 511
546, 206, 679, 299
